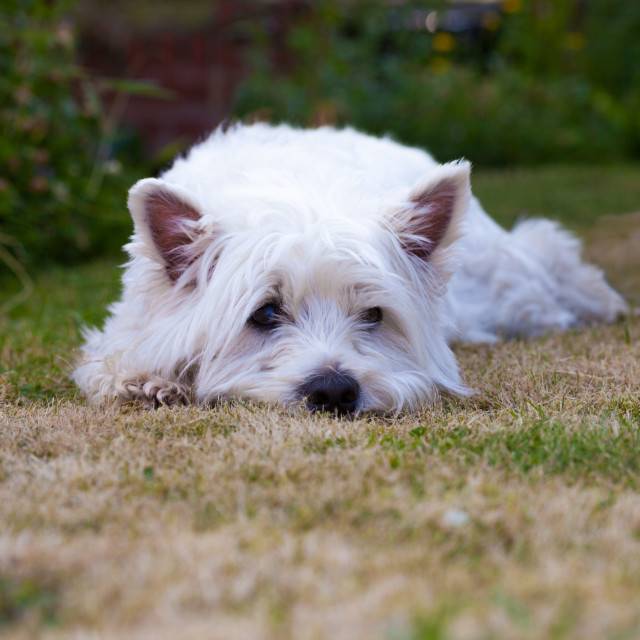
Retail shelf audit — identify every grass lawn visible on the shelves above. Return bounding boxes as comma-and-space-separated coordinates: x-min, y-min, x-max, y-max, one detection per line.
1, 165, 639, 639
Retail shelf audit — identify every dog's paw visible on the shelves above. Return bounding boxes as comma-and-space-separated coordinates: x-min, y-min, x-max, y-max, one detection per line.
120, 376, 191, 409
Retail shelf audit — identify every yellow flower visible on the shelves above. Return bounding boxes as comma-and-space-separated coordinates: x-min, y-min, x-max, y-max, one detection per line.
432, 32, 456, 54
564, 32, 586, 51
503, 0, 522, 14
430, 57, 452, 75
482, 11, 502, 31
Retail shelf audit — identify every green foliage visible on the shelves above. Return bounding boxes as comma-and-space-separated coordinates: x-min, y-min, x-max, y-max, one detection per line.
0, 0, 142, 270
234, 0, 640, 165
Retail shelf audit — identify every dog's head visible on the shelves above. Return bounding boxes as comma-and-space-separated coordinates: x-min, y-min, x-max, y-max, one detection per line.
126, 160, 471, 413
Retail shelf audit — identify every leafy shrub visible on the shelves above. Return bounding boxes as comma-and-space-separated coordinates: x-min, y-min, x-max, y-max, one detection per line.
0, 0, 143, 272
234, 0, 640, 165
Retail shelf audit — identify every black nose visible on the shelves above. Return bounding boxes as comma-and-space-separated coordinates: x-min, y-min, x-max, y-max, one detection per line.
300, 369, 360, 416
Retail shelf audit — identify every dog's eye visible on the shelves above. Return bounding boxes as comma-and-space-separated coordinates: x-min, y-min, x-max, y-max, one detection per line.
250, 303, 282, 329
360, 307, 383, 325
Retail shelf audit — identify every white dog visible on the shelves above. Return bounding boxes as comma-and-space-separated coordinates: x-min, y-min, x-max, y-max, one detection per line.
73, 124, 626, 413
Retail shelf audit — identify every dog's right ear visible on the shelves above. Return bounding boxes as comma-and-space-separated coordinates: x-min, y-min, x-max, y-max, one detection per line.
128, 178, 207, 282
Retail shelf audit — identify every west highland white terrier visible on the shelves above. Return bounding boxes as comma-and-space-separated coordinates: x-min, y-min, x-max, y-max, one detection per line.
73, 124, 627, 413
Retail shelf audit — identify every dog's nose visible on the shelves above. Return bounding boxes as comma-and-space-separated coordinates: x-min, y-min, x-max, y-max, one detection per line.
301, 369, 360, 415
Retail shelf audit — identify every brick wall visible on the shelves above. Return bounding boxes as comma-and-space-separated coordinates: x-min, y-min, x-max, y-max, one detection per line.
78, 1, 305, 154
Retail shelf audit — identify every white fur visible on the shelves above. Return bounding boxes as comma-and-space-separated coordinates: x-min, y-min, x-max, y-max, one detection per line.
73, 123, 627, 412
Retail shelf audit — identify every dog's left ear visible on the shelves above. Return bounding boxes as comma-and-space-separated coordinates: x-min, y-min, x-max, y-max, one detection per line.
128, 178, 209, 282
392, 161, 471, 261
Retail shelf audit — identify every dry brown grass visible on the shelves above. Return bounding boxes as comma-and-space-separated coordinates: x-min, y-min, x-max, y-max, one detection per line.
1, 214, 639, 639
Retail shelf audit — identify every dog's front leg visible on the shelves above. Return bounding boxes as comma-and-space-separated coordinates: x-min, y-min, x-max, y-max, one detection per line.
73, 337, 194, 408
118, 375, 191, 408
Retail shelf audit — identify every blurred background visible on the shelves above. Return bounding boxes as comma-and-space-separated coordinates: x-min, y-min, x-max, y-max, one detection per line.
2, 0, 640, 279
